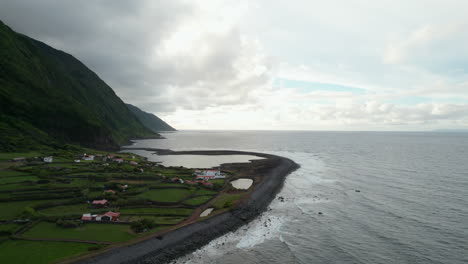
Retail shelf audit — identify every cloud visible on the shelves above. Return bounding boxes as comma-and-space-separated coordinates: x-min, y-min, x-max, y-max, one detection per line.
0, 0, 269, 113
1, 0, 468, 130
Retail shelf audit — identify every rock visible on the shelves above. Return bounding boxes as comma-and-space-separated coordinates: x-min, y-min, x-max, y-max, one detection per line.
318, 212, 323, 215
355, 189, 361, 192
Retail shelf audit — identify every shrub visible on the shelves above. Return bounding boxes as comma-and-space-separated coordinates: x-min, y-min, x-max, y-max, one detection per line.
223, 201, 233, 208
56, 219, 81, 228
131, 218, 155, 233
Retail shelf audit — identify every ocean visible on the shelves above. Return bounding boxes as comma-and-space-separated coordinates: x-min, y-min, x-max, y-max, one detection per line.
128, 131, 468, 264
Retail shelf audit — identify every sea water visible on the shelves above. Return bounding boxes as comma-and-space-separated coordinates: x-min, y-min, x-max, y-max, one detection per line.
129, 131, 468, 264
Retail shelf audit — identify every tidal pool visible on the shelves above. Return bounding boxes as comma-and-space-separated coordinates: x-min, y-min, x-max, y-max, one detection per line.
123, 150, 264, 168
230, 178, 254, 190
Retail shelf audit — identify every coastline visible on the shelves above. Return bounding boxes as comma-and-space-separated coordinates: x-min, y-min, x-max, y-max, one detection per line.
75, 149, 299, 264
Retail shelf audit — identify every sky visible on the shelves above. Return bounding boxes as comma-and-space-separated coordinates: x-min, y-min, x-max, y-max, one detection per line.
1, 0, 468, 131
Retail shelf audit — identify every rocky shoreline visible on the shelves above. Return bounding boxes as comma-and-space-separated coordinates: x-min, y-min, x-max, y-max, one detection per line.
77, 150, 299, 264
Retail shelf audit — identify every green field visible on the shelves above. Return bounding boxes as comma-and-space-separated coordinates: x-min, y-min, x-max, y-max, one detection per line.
0, 200, 69, 220
0, 175, 39, 184
120, 215, 185, 224
0, 223, 22, 233
38, 204, 111, 217
194, 188, 217, 196
137, 188, 191, 202
23, 222, 136, 243
0, 152, 41, 161
183, 195, 214, 206
212, 193, 246, 209
119, 207, 194, 216
0, 240, 98, 264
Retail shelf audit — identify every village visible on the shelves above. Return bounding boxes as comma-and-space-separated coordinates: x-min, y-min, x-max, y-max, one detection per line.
0, 150, 253, 262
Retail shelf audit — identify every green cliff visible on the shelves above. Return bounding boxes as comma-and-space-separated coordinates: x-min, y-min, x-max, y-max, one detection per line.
0, 20, 158, 151
126, 104, 176, 132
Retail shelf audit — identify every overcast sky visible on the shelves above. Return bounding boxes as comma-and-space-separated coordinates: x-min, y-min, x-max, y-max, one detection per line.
1, 0, 468, 130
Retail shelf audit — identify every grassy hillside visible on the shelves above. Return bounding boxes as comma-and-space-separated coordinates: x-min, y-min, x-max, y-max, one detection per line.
126, 104, 176, 132
0, 20, 157, 151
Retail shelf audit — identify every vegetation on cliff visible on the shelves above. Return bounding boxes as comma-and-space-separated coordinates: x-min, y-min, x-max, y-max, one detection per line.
0, 20, 158, 151
126, 104, 175, 132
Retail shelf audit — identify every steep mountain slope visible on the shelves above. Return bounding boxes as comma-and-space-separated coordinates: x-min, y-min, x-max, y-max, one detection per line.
126, 104, 176, 132
0, 20, 157, 151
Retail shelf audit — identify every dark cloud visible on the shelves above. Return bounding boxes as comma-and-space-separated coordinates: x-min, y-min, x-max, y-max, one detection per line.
0, 0, 270, 114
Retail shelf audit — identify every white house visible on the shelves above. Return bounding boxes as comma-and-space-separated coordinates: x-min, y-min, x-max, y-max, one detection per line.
82, 155, 95, 161
74, 160, 81, 163
194, 169, 226, 180
43, 156, 53, 163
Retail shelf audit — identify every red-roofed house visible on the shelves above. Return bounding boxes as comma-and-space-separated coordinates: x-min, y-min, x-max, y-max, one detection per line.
96, 211, 120, 221
92, 199, 108, 207
112, 158, 124, 163
104, 190, 116, 194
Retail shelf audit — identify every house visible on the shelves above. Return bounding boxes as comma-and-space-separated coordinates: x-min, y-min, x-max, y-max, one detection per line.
81, 213, 95, 221
91, 199, 108, 207
112, 158, 124, 163
104, 190, 116, 194
194, 169, 225, 180
11, 157, 26, 162
186, 180, 196, 185
82, 155, 95, 161
43, 156, 53, 163
74, 160, 81, 163
171, 177, 184, 184
129, 161, 138, 165
95, 211, 120, 221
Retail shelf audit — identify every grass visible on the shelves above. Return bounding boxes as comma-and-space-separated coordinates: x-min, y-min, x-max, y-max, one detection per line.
0, 223, 22, 233
0, 152, 41, 161
194, 188, 217, 196
23, 222, 136, 243
119, 207, 194, 216
137, 188, 192, 203
183, 195, 214, 206
0, 240, 99, 264
38, 204, 110, 217
0, 175, 39, 184
0, 170, 31, 177
211, 193, 246, 209
0, 200, 68, 220
120, 215, 185, 225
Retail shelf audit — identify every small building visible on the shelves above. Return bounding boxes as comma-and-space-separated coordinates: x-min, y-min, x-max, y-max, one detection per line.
82, 155, 95, 161
129, 161, 138, 165
43, 156, 53, 163
171, 177, 184, 184
11, 157, 26, 162
112, 158, 124, 163
186, 180, 196, 185
96, 211, 120, 222
104, 190, 116, 194
91, 199, 108, 207
81, 213, 95, 221
74, 160, 81, 163
194, 169, 225, 180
